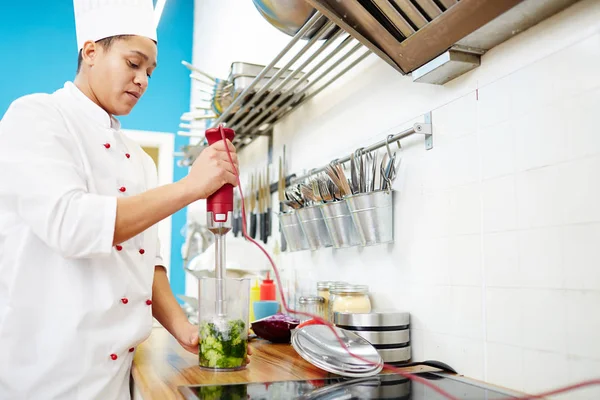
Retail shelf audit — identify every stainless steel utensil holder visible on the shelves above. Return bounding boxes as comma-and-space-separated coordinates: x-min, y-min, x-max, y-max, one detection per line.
279, 211, 310, 252
296, 205, 333, 250
345, 190, 394, 246
320, 201, 361, 248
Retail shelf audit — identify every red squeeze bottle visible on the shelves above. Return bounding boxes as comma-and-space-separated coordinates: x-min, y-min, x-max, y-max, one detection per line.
205, 126, 235, 224
260, 271, 276, 301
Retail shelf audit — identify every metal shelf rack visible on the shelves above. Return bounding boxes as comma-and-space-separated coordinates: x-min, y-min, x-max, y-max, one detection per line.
177, 11, 371, 166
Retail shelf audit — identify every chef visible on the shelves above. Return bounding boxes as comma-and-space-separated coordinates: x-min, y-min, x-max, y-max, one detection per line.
0, 0, 240, 399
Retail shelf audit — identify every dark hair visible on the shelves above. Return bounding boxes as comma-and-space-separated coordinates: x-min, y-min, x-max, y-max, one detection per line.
76, 35, 131, 73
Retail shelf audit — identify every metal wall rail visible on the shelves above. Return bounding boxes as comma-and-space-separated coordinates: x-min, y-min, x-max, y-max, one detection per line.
288, 117, 432, 186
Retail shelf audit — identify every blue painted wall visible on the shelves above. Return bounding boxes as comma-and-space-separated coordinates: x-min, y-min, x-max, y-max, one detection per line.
0, 1, 192, 299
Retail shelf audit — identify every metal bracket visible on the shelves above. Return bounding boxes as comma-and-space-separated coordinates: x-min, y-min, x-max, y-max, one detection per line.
414, 112, 433, 150
414, 114, 433, 150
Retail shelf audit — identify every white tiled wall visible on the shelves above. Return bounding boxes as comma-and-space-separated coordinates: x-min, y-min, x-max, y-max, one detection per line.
191, 0, 600, 397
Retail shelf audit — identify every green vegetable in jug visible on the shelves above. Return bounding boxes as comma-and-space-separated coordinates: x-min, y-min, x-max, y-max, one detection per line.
199, 319, 247, 369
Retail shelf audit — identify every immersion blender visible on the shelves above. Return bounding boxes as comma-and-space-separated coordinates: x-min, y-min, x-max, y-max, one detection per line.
205, 126, 235, 326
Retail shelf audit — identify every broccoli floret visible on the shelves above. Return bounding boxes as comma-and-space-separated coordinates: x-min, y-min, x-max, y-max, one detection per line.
202, 349, 223, 368
198, 319, 247, 369
201, 335, 223, 352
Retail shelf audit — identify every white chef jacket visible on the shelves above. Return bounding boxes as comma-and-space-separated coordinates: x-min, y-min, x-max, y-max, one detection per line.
0, 82, 163, 399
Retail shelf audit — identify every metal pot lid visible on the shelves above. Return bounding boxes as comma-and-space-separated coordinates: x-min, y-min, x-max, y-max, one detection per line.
291, 325, 383, 378
334, 310, 410, 329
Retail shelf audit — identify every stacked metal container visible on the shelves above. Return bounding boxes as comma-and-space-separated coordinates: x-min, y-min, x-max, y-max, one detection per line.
333, 311, 411, 364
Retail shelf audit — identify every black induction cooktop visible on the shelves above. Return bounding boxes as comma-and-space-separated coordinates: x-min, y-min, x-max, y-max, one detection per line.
178, 372, 521, 400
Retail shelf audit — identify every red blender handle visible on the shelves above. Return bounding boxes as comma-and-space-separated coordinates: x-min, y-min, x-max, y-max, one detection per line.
205, 126, 236, 223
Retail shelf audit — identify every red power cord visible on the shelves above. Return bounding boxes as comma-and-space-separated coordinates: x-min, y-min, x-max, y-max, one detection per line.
217, 124, 600, 400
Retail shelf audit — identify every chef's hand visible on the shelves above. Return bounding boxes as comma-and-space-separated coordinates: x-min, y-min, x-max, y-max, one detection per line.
183, 139, 239, 200
176, 322, 252, 362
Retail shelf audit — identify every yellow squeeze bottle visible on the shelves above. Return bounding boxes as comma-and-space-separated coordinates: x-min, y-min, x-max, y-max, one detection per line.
249, 279, 261, 323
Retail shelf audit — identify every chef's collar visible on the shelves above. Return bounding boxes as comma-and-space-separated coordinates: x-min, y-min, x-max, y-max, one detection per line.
64, 81, 121, 130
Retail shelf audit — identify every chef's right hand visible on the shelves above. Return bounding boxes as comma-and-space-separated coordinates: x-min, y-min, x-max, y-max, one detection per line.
184, 139, 239, 200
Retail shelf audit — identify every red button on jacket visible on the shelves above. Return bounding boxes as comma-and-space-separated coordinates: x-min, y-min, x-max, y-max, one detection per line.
129, 347, 135, 353
110, 354, 118, 361
104, 143, 111, 149
125, 153, 131, 159
116, 245, 123, 251
146, 299, 152, 306
139, 249, 145, 255
119, 187, 126, 193
121, 298, 128, 304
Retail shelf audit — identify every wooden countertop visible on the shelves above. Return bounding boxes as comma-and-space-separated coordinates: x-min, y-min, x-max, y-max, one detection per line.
132, 327, 435, 400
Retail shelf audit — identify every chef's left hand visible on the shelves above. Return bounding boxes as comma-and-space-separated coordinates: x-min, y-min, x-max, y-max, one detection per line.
176, 322, 252, 361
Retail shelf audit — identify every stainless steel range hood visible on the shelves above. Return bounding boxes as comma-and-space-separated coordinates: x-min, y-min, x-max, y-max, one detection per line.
306, 0, 581, 83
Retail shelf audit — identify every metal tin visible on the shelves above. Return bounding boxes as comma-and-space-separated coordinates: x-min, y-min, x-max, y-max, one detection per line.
334, 311, 410, 329
291, 325, 383, 377
296, 205, 332, 250
344, 329, 410, 346
377, 346, 411, 363
345, 190, 394, 246
320, 201, 361, 248
278, 211, 309, 251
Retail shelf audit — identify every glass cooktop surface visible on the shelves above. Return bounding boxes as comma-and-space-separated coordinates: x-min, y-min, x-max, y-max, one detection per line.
178, 372, 520, 400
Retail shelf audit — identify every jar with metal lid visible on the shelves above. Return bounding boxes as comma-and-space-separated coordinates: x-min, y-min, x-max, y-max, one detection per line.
325, 282, 352, 321
329, 285, 371, 320
317, 281, 347, 313
298, 295, 325, 322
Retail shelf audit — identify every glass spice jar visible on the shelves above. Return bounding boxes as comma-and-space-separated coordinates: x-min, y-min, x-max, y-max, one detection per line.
297, 295, 326, 322
329, 285, 371, 321
317, 281, 347, 320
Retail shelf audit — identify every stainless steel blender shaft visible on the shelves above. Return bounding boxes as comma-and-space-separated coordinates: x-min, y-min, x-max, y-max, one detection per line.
207, 211, 233, 317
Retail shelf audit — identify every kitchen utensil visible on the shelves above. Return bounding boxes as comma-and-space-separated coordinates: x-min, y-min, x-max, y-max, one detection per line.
370, 151, 377, 192
249, 173, 258, 239
202, 126, 248, 370
350, 152, 358, 194
232, 195, 241, 237
278, 211, 310, 251
259, 171, 269, 244
345, 189, 394, 246
278, 156, 288, 251
250, 0, 337, 39
197, 277, 249, 370
291, 325, 384, 377
265, 166, 272, 244
183, 61, 235, 116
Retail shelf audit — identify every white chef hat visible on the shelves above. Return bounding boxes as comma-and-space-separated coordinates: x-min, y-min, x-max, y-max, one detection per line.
73, 0, 158, 51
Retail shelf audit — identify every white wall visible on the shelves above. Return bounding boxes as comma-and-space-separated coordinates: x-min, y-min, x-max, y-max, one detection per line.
191, 0, 600, 397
